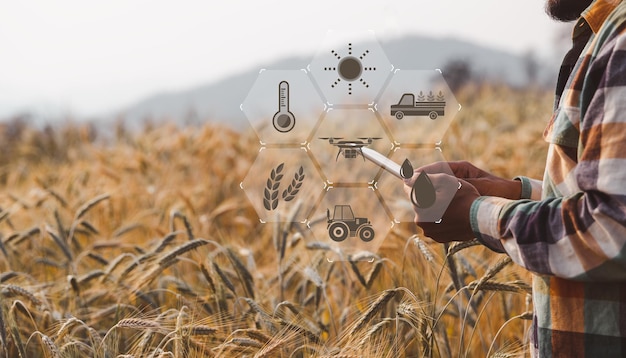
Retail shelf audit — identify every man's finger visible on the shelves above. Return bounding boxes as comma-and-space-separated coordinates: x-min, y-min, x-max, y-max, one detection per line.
446, 161, 486, 178
415, 162, 451, 175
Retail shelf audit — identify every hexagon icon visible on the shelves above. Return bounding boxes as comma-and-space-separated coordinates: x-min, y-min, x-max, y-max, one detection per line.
241, 147, 325, 223
309, 31, 392, 105
308, 108, 391, 185
376, 70, 460, 145
376, 147, 457, 223
307, 187, 392, 261
241, 70, 325, 145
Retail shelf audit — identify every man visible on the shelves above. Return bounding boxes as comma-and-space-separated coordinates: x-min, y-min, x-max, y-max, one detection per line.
404, 0, 626, 356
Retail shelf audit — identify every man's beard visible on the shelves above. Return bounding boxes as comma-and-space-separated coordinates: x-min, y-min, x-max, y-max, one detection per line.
545, 0, 594, 21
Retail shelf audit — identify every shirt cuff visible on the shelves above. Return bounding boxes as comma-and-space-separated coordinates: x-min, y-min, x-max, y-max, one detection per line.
513, 176, 542, 200
470, 196, 510, 253
513, 176, 532, 199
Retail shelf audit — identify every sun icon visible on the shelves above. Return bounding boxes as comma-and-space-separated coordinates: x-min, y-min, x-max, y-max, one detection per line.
323, 43, 377, 96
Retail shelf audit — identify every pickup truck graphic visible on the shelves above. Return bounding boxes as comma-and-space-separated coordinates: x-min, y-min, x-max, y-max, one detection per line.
390, 92, 445, 120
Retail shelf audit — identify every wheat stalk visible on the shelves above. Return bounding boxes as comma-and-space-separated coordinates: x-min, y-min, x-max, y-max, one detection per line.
253, 337, 283, 358
54, 210, 66, 241
79, 220, 99, 235
278, 318, 320, 343
447, 238, 480, 256
467, 281, 528, 294
86, 326, 103, 352
303, 266, 324, 288
350, 289, 397, 335
112, 223, 142, 238
86, 252, 109, 266
55, 317, 82, 343
241, 298, 272, 322
153, 232, 180, 254
78, 270, 105, 287
169, 211, 195, 241
46, 227, 73, 262
102, 253, 136, 282
67, 194, 110, 244
7, 302, 26, 358
0, 271, 18, 283
189, 325, 217, 336
226, 248, 255, 299
87, 304, 140, 323
38, 332, 61, 358
236, 329, 272, 344
349, 260, 382, 289
158, 238, 209, 266
74, 194, 110, 222
0, 294, 7, 358
213, 262, 237, 295
306, 242, 332, 251
200, 263, 217, 293
12, 226, 41, 246
2, 284, 43, 307
474, 256, 513, 290
45, 188, 68, 208
412, 235, 434, 262
357, 318, 392, 348
116, 318, 165, 332
228, 337, 263, 348
273, 301, 300, 319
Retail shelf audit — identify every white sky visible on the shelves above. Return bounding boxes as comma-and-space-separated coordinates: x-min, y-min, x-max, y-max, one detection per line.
0, 0, 569, 118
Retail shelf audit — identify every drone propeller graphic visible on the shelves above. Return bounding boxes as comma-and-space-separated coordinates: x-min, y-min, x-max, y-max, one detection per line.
320, 137, 382, 161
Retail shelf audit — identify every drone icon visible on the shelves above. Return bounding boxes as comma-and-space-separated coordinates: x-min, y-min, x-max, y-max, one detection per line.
320, 137, 381, 161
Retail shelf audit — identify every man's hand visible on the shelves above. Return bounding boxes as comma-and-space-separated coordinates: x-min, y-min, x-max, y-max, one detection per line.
418, 161, 522, 199
403, 172, 480, 243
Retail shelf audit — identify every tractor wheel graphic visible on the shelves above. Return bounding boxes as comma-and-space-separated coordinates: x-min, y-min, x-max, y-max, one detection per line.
328, 222, 349, 242
358, 226, 375, 242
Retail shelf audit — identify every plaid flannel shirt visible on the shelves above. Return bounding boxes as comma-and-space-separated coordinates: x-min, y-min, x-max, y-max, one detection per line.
469, 0, 626, 356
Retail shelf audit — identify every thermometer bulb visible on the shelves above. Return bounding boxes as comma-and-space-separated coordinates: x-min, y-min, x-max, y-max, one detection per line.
272, 81, 296, 133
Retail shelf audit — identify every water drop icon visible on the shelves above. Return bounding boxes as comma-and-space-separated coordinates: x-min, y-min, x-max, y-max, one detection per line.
411, 171, 436, 208
400, 158, 414, 179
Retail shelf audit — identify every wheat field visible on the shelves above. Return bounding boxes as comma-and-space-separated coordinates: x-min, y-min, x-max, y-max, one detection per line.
0, 83, 552, 357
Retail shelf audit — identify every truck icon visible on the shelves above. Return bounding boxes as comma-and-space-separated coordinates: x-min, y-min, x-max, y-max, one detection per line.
390, 91, 445, 120
326, 205, 375, 242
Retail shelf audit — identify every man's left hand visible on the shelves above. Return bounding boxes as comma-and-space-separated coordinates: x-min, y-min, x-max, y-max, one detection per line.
403, 172, 480, 243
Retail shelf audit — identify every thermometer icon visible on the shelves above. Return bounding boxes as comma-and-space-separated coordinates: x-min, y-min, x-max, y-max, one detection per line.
272, 81, 296, 133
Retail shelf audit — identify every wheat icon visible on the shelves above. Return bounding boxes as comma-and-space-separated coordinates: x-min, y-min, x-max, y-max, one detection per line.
263, 163, 304, 211
282, 166, 304, 202
263, 163, 284, 210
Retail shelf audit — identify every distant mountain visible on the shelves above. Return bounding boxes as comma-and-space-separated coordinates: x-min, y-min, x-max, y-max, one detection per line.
117, 35, 557, 131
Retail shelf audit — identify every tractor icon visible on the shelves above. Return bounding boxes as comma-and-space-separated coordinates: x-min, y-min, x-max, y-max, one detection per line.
326, 205, 375, 242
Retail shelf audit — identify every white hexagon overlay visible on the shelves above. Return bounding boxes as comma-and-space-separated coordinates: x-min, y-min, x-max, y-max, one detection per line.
376, 147, 457, 223
241, 70, 325, 145
376, 69, 461, 145
307, 187, 392, 261
241, 147, 325, 223
309, 31, 392, 106
308, 108, 391, 185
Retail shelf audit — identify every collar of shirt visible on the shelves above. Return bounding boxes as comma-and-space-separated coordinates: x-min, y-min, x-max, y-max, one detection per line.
582, 0, 622, 33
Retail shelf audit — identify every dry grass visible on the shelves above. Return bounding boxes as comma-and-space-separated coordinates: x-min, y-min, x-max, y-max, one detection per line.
0, 83, 551, 357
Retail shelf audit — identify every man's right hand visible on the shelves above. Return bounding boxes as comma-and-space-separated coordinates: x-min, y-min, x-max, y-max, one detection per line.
417, 161, 522, 200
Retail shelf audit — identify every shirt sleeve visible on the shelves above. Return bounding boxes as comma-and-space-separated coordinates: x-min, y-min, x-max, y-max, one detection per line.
470, 29, 626, 282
